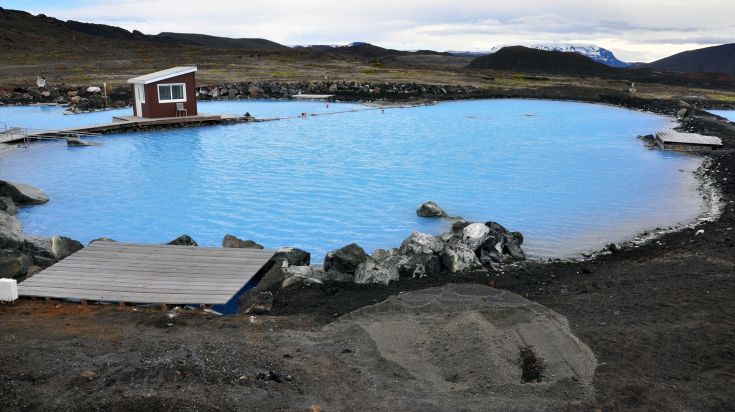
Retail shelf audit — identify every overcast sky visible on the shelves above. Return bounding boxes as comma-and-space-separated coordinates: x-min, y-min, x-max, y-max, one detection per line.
5, 0, 734, 61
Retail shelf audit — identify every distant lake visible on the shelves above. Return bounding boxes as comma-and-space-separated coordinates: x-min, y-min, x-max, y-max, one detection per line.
0, 99, 705, 261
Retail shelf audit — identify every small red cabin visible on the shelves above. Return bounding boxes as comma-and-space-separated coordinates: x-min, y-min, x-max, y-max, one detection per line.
127, 66, 198, 118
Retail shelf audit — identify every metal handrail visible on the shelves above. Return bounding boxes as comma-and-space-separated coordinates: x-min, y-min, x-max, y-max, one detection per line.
22, 127, 102, 138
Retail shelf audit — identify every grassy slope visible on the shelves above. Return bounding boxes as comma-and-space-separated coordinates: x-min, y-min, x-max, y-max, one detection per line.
0, 8, 734, 103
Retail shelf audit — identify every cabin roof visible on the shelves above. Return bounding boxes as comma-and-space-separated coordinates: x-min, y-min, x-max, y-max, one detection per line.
127, 66, 197, 85
655, 130, 723, 146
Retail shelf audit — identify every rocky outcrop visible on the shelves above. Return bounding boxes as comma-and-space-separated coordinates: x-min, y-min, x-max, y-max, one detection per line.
0, 249, 33, 279
416, 201, 447, 217
440, 242, 481, 273
282, 217, 527, 287
239, 290, 274, 314
167, 235, 198, 246
354, 255, 400, 285
282, 265, 353, 287
477, 221, 526, 265
23, 236, 84, 268
324, 243, 368, 274
0, 197, 18, 215
0, 181, 49, 205
0, 211, 24, 250
462, 223, 491, 251
399, 232, 444, 256
272, 247, 310, 266
222, 234, 264, 249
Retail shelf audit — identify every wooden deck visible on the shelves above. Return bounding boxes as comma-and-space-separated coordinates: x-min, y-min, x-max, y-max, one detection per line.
17, 242, 275, 305
655, 130, 723, 152
0, 113, 244, 144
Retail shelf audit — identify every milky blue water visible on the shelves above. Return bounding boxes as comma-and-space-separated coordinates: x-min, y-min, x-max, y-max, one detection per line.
0, 99, 705, 261
710, 110, 735, 122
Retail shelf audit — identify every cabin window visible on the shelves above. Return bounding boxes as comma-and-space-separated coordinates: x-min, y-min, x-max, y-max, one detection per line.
157, 83, 186, 103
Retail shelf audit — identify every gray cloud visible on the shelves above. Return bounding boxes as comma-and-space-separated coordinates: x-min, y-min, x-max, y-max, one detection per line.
17, 0, 735, 61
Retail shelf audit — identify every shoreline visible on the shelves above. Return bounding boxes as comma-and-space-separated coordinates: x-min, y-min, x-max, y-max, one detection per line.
1, 96, 727, 265
2, 93, 735, 410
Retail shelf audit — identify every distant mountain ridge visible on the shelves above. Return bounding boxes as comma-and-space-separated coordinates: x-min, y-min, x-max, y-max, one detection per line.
467, 46, 617, 75
294, 42, 450, 58
154, 32, 288, 50
488, 43, 629, 68
646, 43, 735, 75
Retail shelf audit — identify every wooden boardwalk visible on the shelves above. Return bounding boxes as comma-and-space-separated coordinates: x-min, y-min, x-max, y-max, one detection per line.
17, 241, 275, 305
0, 113, 242, 144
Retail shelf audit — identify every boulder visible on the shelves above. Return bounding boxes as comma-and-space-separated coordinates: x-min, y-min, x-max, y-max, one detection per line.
0, 211, 24, 250
254, 259, 287, 291
462, 223, 490, 251
440, 242, 482, 273
478, 236, 504, 266
282, 265, 353, 287
0, 181, 49, 205
248, 85, 262, 97
399, 232, 444, 256
371, 248, 398, 262
416, 201, 447, 217
89, 237, 116, 244
485, 221, 510, 237
23, 236, 84, 267
511, 231, 524, 246
167, 235, 197, 246
501, 233, 526, 260
222, 234, 264, 249
354, 257, 400, 285
450, 219, 471, 236
398, 253, 442, 278
66, 137, 95, 147
239, 290, 274, 314
0, 249, 33, 278
272, 247, 310, 266
477, 228, 526, 265
0, 197, 18, 215
323, 243, 367, 274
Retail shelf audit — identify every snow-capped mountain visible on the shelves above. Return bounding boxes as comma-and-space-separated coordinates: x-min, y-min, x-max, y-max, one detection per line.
487, 43, 629, 68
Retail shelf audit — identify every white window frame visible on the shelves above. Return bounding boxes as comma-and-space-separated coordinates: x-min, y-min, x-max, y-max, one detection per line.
157, 83, 187, 103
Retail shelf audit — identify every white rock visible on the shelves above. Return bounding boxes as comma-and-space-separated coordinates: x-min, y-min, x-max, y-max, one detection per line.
441, 243, 482, 273
354, 258, 400, 285
399, 232, 444, 256
462, 223, 490, 251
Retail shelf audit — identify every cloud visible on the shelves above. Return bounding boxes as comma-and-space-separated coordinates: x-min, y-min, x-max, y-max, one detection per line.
11, 0, 735, 62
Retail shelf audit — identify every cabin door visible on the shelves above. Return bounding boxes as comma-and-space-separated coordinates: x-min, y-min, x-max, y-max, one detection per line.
134, 84, 145, 117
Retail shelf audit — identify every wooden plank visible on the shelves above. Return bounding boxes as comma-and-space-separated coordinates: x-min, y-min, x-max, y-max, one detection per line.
35, 267, 256, 280
54, 260, 268, 272
53, 259, 268, 275
20, 273, 249, 288
40, 267, 262, 279
16, 287, 232, 304
86, 246, 275, 258
89, 241, 275, 251
64, 250, 273, 263
60, 251, 270, 263
18, 282, 238, 294
88, 242, 276, 256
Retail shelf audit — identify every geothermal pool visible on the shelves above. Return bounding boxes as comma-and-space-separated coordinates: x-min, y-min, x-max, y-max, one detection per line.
710, 110, 735, 122
0, 99, 706, 261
